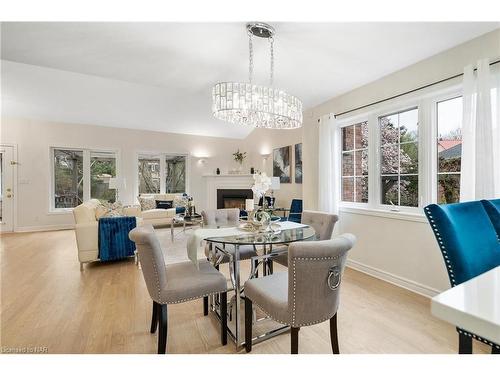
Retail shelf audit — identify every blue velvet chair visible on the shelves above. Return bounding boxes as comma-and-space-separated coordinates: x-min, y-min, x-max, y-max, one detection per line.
279, 199, 303, 223
481, 199, 500, 239
424, 201, 500, 354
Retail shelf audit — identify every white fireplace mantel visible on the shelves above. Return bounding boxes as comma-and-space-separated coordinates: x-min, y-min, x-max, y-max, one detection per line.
202, 174, 254, 209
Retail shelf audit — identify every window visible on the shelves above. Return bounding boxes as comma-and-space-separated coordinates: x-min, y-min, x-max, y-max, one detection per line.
379, 108, 419, 207
52, 148, 118, 210
53, 149, 84, 208
91, 152, 117, 203
165, 155, 186, 193
437, 97, 463, 204
138, 154, 187, 195
138, 157, 161, 194
341, 121, 368, 203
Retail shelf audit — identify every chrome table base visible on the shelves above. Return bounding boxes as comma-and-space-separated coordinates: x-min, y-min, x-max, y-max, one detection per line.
207, 242, 289, 351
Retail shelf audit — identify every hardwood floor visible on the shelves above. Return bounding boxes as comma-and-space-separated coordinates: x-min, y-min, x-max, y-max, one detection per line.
0, 229, 489, 354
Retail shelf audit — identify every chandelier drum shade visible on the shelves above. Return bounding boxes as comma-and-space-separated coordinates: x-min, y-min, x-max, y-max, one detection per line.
212, 22, 303, 129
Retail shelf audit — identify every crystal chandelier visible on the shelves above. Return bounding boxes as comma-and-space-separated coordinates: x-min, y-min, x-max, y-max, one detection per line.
212, 22, 303, 129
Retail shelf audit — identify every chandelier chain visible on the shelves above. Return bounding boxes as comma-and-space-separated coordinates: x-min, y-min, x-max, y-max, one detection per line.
270, 37, 274, 86
248, 33, 254, 84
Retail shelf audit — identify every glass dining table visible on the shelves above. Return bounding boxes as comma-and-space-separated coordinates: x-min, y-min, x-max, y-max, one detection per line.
204, 224, 317, 350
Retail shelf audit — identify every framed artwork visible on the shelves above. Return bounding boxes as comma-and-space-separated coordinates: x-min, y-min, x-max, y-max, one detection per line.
295, 143, 302, 184
273, 145, 291, 183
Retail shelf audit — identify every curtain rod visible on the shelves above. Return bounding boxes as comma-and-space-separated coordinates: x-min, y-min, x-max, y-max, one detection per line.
324, 58, 500, 120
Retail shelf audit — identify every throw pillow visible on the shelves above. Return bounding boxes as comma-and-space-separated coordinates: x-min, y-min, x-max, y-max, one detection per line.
173, 195, 188, 208
138, 196, 156, 211
156, 200, 173, 209
95, 204, 108, 220
95, 201, 124, 219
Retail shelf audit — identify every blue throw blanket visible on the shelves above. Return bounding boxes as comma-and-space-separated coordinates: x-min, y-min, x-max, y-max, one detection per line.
98, 217, 137, 261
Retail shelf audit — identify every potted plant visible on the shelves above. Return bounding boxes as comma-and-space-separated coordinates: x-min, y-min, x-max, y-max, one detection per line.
232, 149, 247, 173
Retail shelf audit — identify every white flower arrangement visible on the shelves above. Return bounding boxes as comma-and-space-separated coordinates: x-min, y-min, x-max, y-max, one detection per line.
251, 172, 272, 198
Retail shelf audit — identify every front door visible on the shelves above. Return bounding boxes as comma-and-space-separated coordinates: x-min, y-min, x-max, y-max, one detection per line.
0, 145, 15, 232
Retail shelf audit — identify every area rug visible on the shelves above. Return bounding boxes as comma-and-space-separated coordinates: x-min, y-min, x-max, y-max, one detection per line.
154, 226, 206, 265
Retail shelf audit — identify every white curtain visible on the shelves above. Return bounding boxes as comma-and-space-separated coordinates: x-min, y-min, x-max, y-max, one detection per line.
460, 59, 500, 201
318, 114, 340, 214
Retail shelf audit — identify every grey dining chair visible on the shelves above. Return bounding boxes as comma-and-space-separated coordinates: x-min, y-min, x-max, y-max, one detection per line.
273, 210, 339, 267
200, 208, 259, 315
244, 234, 356, 354
129, 225, 228, 354
201, 208, 258, 263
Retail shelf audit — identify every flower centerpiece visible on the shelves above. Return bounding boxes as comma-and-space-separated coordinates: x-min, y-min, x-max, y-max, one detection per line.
249, 172, 279, 231
251, 172, 272, 201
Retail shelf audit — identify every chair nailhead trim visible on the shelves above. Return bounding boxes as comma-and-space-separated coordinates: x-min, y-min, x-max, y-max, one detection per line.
291, 254, 341, 326
145, 248, 227, 305
156, 289, 228, 305
248, 298, 290, 326
144, 251, 162, 303
457, 328, 500, 349
424, 207, 456, 286
248, 296, 334, 327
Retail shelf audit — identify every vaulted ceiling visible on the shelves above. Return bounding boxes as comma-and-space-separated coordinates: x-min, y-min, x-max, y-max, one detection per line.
1, 22, 498, 138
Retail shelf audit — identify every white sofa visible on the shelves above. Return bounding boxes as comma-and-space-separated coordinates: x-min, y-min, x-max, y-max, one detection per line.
73, 199, 142, 270
125, 193, 183, 227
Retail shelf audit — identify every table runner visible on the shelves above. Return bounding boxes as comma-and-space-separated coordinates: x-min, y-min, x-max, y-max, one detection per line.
187, 221, 307, 268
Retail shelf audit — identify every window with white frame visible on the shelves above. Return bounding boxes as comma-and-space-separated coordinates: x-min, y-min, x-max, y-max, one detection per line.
53, 149, 84, 209
436, 96, 463, 204
90, 151, 117, 203
341, 121, 368, 203
379, 108, 419, 207
165, 155, 186, 193
138, 156, 161, 194
52, 148, 118, 209
138, 154, 187, 195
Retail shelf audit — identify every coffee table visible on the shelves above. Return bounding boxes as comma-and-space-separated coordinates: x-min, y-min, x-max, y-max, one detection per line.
170, 214, 204, 241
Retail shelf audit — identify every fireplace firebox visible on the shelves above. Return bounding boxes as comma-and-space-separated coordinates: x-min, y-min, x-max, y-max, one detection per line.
216, 189, 253, 210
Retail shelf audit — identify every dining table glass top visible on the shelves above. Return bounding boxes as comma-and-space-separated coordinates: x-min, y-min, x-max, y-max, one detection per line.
203, 224, 316, 245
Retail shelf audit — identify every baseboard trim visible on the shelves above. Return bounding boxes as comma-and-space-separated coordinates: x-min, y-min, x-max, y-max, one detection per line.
15, 224, 74, 233
346, 259, 442, 298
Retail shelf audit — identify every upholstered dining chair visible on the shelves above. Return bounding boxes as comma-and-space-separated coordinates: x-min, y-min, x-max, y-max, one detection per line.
244, 234, 356, 354
273, 210, 339, 268
200, 208, 259, 314
279, 199, 303, 223
481, 199, 500, 238
201, 208, 258, 264
424, 202, 500, 354
129, 225, 228, 354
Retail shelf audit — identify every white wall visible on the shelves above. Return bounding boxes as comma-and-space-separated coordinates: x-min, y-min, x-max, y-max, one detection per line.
303, 28, 500, 295
0, 117, 304, 231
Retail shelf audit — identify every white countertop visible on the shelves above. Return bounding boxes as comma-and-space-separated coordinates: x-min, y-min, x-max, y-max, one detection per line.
431, 266, 500, 344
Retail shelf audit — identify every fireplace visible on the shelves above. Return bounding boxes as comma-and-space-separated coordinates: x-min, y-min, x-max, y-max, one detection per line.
217, 189, 253, 210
